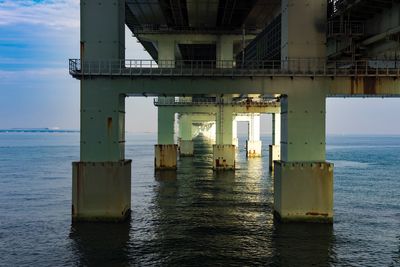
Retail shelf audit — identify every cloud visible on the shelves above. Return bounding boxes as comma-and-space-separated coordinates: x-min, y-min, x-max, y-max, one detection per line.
0, 68, 68, 80
0, 0, 79, 29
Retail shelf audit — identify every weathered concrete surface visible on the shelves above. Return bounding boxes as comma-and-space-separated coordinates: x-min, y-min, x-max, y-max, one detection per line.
155, 144, 178, 169
269, 145, 281, 172
212, 144, 235, 170
179, 140, 194, 156
246, 140, 262, 158
274, 161, 333, 223
72, 160, 131, 222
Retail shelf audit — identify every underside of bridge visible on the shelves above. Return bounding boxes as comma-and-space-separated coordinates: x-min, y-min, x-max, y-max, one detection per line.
71, 0, 400, 223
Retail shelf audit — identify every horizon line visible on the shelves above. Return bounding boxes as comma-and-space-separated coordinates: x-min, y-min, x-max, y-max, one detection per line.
1, 129, 400, 136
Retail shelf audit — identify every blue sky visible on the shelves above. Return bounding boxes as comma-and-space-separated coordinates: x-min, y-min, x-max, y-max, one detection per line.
0, 0, 399, 134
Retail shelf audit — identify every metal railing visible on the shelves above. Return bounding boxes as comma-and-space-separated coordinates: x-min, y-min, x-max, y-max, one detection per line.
69, 59, 400, 78
130, 24, 261, 35
154, 98, 217, 106
327, 20, 365, 37
154, 97, 280, 107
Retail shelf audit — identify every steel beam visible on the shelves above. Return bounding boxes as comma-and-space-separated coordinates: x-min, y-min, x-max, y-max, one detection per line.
71, 76, 400, 97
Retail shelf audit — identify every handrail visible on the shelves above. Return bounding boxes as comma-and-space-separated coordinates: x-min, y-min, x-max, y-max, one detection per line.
69, 59, 400, 78
327, 20, 365, 37
153, 98, 280, 106
130, 24, 261, 35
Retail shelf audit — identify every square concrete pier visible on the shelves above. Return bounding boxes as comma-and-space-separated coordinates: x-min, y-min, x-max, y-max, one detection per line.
155, 144, 178, 170
72, 160, 131, 222
274, 161, 333, 223
213, 144, 235, 170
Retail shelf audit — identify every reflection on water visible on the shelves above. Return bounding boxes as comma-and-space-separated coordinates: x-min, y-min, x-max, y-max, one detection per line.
69, 136, 336, 266
154, 170, 178, 181
1, 133, 399, 266
70, 221, 131, 266
271, 223, 334, 266
146, 136, 335, 266
63, 135, 399, 266
394, 236, 400, 265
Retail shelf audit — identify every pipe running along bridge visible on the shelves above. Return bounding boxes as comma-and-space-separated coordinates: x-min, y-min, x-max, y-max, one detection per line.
70, 0, 400, 223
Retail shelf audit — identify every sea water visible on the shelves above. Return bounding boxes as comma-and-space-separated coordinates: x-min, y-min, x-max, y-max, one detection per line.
0, 133, 399, 266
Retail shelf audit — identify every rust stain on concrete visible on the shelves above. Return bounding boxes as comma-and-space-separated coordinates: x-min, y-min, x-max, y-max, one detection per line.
351, 77, 379, 95
363, 77, 377, 95
306, 212, 328, 217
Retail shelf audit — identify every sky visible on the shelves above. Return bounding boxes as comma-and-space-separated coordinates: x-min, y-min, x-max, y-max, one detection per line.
0, 0, 399, 134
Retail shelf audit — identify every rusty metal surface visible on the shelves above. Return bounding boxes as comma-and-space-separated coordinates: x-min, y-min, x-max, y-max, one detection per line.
327, 76, 400, 96
350, 76, 378, 95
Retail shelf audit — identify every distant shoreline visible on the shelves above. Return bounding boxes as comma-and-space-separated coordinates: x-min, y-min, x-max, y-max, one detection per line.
0, 130, 399, 137
0, 129, 79, 133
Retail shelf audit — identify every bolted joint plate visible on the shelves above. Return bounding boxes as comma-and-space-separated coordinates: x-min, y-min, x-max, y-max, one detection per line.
273, 161, 334, 223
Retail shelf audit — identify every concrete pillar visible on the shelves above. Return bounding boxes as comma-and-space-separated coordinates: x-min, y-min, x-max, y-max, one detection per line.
232, 117, 239, 148
74, 85, 131, 221
180, 140, 194, 156
202, 122, 216, 143
178, 114, 194, 157
216, 36, 234, 68
274, 88, 333, 223
281, 0, 327, 65
273, 0, 333, 223
80, 0, 125, 61
213, 103, 235, 170
246, 114, 262, 157
80, 84, 126, 162
72, 0, 130, 222
210, 123, 217, 144
155, 103, 177, 169
158, 38, 175, 68
269, 113, 281, 171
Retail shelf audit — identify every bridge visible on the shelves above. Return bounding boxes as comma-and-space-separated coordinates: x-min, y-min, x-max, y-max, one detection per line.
70, 0, 400, 223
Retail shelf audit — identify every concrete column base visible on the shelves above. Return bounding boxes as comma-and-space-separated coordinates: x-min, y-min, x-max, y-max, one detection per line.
233, 138, 239, 149
179, 140, 194, 157
155, 144, 178, 170
269, 145, 281, 172
246, 140, 262, 157
72, 160, 131, 222
213, 144, 235, 170
274, 161, 334, 223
